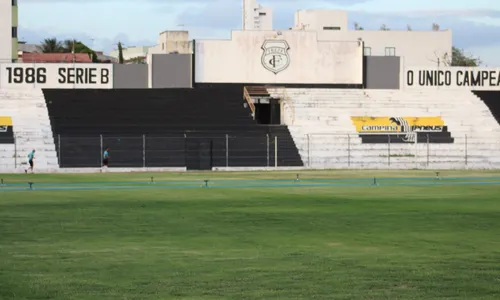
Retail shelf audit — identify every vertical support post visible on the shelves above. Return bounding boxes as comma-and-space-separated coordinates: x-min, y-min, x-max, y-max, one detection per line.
388, 135, 391, 166
414, 132, 418, 169
465, 134, 468, 166
347, 134, 351, 167
100, 134, 103, 167
266, 134, 270, 167
143, 134, 146, 168
307, 134, 310, 168
58, 134, 61, 166
226, 134, 229, 168
14, 134, 17, 168
184, 133, 187, 167
426, 134, 430, 167
274, 135, 278, 168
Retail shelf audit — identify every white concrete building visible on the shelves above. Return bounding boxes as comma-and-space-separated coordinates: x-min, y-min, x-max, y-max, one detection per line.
320, 30, 451, 67
151, 8, 451, 69
293, 10, 452, 68
148, 31, 192, 55
294, 10, 348, 31
109, 46, 150, 62
242, 0, 273, 30
0, 0, 18, 63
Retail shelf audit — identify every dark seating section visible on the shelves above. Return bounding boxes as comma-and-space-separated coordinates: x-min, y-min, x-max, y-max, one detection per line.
0, 126, 14, 144
473, 91, 500, 125
43, 87, 303, 168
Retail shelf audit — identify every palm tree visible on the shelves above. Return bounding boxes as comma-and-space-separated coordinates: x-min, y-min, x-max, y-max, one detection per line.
38, 37, 100, 62
38, 38, 64, 53
62, 39, 75, 53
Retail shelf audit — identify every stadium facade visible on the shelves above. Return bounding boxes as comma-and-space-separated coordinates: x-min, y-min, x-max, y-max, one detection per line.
1, 4, 500, 172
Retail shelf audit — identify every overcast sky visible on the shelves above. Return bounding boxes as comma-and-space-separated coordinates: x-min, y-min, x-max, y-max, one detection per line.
18, 0, 500, 66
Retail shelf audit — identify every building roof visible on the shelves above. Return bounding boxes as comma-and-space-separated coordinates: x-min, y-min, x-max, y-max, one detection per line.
97, 54, 118, 63
20, 53, 92, 63
18, 43, 41, 53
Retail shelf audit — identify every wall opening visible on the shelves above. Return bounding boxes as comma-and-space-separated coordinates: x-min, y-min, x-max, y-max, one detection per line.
254, 98, 280, 125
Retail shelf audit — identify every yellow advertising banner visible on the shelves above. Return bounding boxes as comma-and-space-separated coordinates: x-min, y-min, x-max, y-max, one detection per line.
351, 117, 445, 133
350, 116, 454, 143
0, 116, 13, 126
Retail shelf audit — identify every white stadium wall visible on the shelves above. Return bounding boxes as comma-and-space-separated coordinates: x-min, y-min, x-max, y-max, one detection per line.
0, 63, 113, 89
403, 67, 500, 90
317, 30, 452, 67
194, 30, 363, 85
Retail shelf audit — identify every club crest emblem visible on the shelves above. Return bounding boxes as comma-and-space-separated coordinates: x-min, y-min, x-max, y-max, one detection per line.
261, 40, 290, 74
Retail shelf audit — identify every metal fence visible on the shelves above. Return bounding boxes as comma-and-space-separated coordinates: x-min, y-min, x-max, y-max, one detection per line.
305, 133, 490, 168
0, 133, 496, 169
0, 134, 281, 168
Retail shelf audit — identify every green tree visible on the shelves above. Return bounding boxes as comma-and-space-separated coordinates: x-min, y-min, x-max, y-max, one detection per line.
62, 39, 99, 62
117, 42, 125, 64
429, 23, 481, 66
38, 38, 98, 61
62, 39, 75, 53
128, 56, 146, 64
38, 38, 64, 53
451, 46, 481, 66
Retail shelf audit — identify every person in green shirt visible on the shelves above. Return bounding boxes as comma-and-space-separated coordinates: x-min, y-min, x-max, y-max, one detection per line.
102, 147, 110, 170
26, 149, 35, 174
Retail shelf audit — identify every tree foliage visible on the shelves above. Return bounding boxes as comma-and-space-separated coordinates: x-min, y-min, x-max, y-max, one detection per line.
428, 23, 481, 66
451, 46, 481, 67
117, 42, 124, 64
38, 38, 99, 62
38, 38, 64, 53
128, 56, 146, 64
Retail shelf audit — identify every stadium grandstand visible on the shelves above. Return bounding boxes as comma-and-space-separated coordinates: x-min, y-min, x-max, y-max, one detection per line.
1, 0, 500, 173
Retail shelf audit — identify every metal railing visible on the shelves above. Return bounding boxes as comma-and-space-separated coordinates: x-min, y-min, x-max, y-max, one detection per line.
0, 133, 497, 169
0, 134, 281, 169
304, 133, 493, 168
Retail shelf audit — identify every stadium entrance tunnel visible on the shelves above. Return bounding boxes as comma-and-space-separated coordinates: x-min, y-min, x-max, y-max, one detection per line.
254, 98, 281, 125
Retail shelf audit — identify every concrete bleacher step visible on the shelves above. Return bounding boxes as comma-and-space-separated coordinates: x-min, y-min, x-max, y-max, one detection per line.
270, 88, 500, 169
1, 89, 59, 171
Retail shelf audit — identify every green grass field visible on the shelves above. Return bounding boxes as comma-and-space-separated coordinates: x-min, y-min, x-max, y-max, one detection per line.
1, 170, 500, 299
